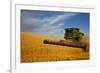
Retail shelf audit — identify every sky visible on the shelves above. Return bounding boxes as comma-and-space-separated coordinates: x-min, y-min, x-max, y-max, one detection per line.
21, 10, 89, 39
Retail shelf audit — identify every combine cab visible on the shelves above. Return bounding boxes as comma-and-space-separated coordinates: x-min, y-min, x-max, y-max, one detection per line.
64, 28, 84, 41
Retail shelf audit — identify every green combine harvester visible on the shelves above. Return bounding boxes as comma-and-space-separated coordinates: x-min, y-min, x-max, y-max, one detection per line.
44, 28, 89, 52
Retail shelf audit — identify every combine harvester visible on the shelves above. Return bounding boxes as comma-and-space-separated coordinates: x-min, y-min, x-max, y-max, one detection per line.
43, 28, 89, 52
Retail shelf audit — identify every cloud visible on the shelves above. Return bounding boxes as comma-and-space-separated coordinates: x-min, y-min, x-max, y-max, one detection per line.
46, 13, 76, 26
21, 11, 77, 38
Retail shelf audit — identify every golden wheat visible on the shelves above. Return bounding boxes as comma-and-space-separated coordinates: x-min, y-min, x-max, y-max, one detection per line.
21, 32, 89, 63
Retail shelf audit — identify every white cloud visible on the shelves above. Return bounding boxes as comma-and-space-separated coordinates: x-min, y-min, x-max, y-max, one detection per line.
46, 13, 76, 26
58, 23, 64, 26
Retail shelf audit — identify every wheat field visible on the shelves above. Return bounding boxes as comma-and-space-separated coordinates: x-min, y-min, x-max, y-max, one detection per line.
21, 32, 89, 63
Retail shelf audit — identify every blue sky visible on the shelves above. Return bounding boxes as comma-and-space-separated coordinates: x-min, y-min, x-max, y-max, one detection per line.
21, 10, 89, 39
